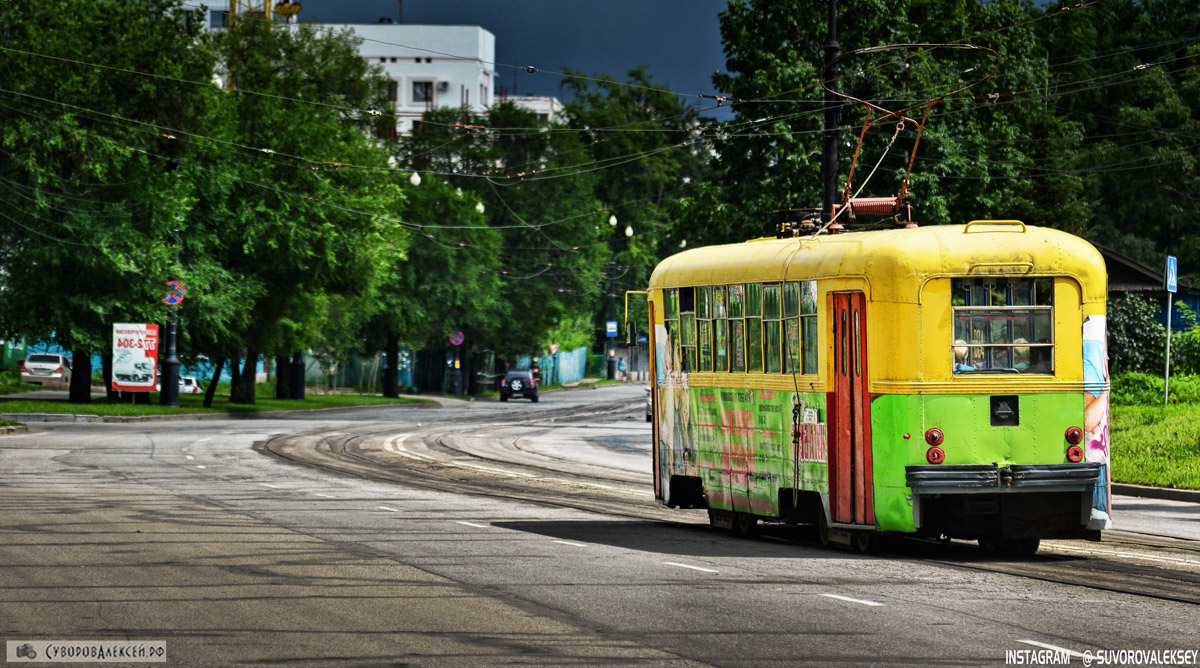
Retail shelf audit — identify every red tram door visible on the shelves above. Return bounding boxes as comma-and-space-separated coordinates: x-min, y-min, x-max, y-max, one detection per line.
829, 292, 875, 526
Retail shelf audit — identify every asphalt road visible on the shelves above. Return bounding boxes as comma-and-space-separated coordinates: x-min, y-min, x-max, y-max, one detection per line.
0, 384, 1197, 667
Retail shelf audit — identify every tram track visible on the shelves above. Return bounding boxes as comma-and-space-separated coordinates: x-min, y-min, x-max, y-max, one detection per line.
259, 395, 1200, 606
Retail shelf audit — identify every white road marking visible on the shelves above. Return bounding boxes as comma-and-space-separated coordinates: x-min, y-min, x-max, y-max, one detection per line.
313, 493, 335, 499
821, 594, 883, 607
195, 465, 206, 469
553, 540, 587, 547
185, 455, 194, 460
377, 506, 400, 512
260, 483, 281, 489
663, 562, 718, 573
1016, 640, 1088, 659
195, 438, 211, 443
457, 521, 490, 529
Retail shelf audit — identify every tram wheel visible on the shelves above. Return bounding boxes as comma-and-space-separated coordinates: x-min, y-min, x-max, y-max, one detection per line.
734, 512, 758, 537
980, 538, 1041, 556
853, 531, 877, 554
816, 510, 831, 548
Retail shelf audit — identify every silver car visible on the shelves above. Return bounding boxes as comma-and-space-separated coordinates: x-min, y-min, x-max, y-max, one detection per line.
20, 353, 72, 385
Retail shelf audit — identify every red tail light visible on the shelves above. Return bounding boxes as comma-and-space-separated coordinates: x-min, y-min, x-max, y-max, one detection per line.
926, 446, 946, 464
1065, 426, 1083, 445
1066, 445, 1084, 463
924, 428, 944, 446
55, 366, 63, 373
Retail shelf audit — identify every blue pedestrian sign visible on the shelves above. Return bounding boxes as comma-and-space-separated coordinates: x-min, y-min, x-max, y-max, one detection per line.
1166, 256, 1178, 293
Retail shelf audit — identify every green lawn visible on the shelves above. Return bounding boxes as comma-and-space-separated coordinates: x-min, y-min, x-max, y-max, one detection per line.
1110, 403, 1200, 490
0, 384, 434, 417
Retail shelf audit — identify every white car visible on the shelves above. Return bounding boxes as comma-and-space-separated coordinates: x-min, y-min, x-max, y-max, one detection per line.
155, 376, 203, 393
20, 353, 72, 386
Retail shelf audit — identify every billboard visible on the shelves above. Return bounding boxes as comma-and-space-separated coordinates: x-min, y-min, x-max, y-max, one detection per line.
112, 324, 159, 392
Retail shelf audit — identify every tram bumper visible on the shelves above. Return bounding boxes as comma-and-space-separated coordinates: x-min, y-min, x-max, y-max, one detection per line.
905, 463, 1104, 541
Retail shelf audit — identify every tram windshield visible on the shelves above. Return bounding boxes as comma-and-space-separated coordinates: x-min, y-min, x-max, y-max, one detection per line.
952, 278, 1053, 374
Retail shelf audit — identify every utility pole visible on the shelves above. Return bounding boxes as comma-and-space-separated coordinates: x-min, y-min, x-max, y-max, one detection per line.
822, 0, 840, 224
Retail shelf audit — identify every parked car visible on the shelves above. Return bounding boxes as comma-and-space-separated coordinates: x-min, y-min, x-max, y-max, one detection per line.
20, 353, 71, 386
499, 369, 538, 402
645, 387, 652, 422
154, 376, 203, 393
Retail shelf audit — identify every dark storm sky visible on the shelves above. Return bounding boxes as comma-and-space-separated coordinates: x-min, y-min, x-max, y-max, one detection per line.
295, 0, 732, 111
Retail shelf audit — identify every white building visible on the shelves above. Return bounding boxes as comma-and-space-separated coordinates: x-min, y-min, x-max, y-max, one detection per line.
322, 23, 496, 135
504, 95, 565, 126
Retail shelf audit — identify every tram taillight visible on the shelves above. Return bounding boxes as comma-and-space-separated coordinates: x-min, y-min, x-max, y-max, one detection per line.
926, 446, 945, 464
1066, 445, 1084, 463
1065, 426, 1083, 445
924, 428, 944, 446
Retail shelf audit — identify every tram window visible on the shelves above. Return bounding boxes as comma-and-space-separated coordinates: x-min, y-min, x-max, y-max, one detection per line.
697, 286, 711, 319
665, 289, 679, 319
731, 320, 746, 372
785, 318, 800, 373
729, 285, 744, 318
783, 282, 800, 318
698, 319, 713, 371
713, 287, 727, 318
715, 319, 728, 372
746, 318, 763, 372
681, 312, 696, 372
745, 283, 762, 317
952, 278, 1053, 374
680, 287, 695, 313
802, 317, 818, 374
763, 284, 782, 373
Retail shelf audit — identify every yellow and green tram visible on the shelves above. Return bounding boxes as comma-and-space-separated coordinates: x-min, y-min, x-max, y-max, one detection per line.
645, 221, 1111, 554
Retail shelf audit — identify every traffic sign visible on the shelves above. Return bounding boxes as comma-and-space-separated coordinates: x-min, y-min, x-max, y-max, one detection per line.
162, 280, 185, 306
606, 321, 618, 338
448, 331, 464, 346
1166, 256, 1178, 293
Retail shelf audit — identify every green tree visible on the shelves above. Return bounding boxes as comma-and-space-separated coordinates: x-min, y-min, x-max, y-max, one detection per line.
0, 0, 221, 403
207, 20, 408, 402
560, 66, 708, 349
697, 0, 1092, 243
399, 103, 607, 358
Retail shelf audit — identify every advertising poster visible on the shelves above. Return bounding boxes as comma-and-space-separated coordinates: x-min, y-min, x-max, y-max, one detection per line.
112, 324, 159, 392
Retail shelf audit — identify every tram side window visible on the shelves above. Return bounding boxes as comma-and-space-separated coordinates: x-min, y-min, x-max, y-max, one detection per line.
763, 283, 782, 373
745, 283, 763, 372
729, 285, 746, 372
680, 287, 696, 372
713, 286, 728, 372
697, 286, 713, 371
784, 282, 801, 373
801, 280, 818, 374
664, 288, 681, 376
952, 277, 1054, 374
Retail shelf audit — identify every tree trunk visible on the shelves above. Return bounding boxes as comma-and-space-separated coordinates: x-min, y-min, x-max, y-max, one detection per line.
274, 354, 290, 399
236, 348, 257, 405
203, 357, 225, 409
68, 349, 91, 404
383, 333, 399, 398
101, 351, 118, 402
228, 353, 243, 403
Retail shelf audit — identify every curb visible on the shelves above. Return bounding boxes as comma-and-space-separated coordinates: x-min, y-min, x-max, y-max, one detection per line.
1112, 482, 1200, 504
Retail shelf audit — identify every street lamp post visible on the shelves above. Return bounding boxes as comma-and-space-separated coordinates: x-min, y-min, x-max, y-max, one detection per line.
160, 226, 182, 407
605, 215, 633, 381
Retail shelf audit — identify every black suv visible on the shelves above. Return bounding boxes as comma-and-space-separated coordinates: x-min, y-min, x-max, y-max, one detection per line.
499, 370, 538, 402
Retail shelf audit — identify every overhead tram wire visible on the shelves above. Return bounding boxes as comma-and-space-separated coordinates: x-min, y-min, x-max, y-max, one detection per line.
0, 96, 678, 249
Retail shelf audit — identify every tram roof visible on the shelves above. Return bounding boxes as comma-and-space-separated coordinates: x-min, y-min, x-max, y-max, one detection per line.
648, 222, 1107, 304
